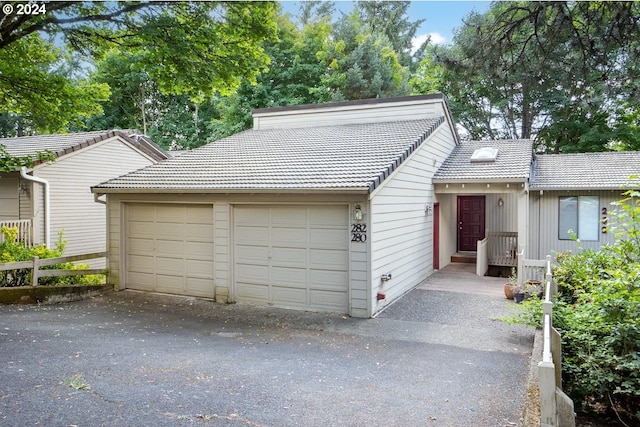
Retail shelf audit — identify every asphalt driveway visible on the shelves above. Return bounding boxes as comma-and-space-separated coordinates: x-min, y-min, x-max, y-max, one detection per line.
0, 272, 534, 427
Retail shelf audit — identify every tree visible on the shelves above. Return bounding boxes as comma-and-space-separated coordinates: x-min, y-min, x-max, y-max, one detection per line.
417, 1, 640, 152
0, 1, 278, 134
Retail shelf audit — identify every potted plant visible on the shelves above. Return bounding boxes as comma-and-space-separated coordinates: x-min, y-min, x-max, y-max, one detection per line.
503, 268, 519, 300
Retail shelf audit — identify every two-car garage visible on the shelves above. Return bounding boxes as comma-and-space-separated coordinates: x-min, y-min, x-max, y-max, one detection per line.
124, 203, 350, 312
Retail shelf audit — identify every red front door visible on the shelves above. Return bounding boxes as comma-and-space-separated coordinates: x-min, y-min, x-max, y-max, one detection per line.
457, 196, 485, 252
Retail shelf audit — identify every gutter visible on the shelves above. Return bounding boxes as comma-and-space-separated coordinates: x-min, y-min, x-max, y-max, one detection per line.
20, 167, 50, 248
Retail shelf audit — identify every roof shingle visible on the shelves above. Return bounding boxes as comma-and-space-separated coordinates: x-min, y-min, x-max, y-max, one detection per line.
433, 139, 534, 182
93, 118, 444, 193
531, 152, 640, 189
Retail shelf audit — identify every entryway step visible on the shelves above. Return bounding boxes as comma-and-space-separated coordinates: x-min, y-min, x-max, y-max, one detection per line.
451, 252, 476, 264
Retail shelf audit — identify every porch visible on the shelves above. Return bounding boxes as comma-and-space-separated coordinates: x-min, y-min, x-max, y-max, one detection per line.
0, 219, 33, 245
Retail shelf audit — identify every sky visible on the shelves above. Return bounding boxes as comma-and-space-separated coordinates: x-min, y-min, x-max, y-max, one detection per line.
280, 1, 492, 48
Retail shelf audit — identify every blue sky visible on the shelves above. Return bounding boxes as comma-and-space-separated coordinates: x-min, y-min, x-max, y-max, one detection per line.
280, 1, 491, 47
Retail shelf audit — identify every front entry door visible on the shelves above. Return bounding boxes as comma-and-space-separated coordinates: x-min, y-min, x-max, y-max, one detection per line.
457, 196, 485, 252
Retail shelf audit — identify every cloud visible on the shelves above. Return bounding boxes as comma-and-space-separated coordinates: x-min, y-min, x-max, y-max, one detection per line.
411, 32, 447, 54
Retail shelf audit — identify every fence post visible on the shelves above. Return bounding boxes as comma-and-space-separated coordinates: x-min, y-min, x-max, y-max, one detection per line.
31, 256, 39, 287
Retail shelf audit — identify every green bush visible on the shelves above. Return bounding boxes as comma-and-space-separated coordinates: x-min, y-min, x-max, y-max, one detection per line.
509, 188, 640, 421
0, 227, 104, 287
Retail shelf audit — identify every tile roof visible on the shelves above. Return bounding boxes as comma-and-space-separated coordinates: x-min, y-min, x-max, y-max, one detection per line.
531, 151, 640, 189
1, 130, 168, 164
92, 117, 445, 193
433, 139, 534, 182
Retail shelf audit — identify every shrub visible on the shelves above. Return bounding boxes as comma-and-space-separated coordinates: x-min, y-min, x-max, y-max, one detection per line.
0, 227, 103, 287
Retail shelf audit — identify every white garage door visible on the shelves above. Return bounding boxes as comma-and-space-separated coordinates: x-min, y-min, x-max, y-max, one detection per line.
126, 203, 214, 298
234, 205, 349, 312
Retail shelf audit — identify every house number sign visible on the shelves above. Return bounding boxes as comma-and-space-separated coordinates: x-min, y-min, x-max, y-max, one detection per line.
351, 224, 367, 242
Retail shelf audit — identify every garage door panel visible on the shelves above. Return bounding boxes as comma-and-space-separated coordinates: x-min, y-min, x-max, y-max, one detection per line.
234, 205, 349, 312
155, 257, 184, 276
236, 264, 269, 284
186, 259, 215, 279
310, 270, 349, 289
310, 290, 348, 311
128, 221, 155, 239
186, 278, 216, 297
235, 245, 268, 265
185, 223, 214, 242
272, 286, 307, 308
235, 283, 269, 302
126, 203, 214, 297
235, 225, 269, 246
309, 207, 348, 227
271, 207, 307, 226
185, 241, 215, 259
309, 229, 347, 249
309, 249, 349, 270
127, 272, 155, 290
128, 254, 154, 273
156, 275, 184, 294
235, 206, 269, 225
271, 247, 306, 267
270, 227, 307, 248
270, 266, 307, 287
156, 239, 183, 256
127, 238, 154, 255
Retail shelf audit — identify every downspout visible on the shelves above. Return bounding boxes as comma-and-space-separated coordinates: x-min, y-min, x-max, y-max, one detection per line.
20, 167, 50, 248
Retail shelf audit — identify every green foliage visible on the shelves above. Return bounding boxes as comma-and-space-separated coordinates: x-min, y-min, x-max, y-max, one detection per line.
0, 227, 103, 287
508, 189, 640, 421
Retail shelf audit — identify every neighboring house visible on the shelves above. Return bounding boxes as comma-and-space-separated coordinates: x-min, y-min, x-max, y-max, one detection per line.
91, 94, 640, 317
0, 130, 168, 259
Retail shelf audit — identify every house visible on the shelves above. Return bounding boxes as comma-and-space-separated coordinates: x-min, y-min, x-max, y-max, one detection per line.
91, 95, 458, 318
91, 94, 640, 318
0, 130, 168, 259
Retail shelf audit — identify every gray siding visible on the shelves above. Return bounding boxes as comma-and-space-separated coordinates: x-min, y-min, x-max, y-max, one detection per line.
33, 137, 156, 256
528, 190, 623, 259
369, 123, 456, 314
0, 173, 19, 220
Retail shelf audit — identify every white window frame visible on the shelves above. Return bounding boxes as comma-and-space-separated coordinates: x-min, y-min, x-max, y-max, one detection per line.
558, 195, 600, 241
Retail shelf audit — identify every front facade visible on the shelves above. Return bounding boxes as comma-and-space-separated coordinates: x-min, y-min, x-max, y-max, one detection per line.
92, 94, 640, 318
0, 130, 168, 256
93, 95, 458, 318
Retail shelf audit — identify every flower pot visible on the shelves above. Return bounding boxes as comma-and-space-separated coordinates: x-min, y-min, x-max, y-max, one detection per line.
504, 284, 516, 300
514, 292, 525, 303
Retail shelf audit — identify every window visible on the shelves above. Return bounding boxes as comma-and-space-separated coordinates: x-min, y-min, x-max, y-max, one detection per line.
559, 196, 599, 241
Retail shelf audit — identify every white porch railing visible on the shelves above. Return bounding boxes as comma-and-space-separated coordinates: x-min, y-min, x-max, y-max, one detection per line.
0, 220, 33, 246
488, 231, 518, 267
529, 253, 576, 427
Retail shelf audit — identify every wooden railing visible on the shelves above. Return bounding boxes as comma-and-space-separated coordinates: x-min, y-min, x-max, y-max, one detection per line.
0, 251, 107, 287
487, 231, 518, 267
535, 255, 576, 427
0, 220, 33, 246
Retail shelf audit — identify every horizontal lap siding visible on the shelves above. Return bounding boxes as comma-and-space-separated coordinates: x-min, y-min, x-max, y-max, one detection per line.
369, 124, 456, 315
34, 138, 155, 263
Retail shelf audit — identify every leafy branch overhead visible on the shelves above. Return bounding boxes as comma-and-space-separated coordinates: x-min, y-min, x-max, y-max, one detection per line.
0, 1, 278, 133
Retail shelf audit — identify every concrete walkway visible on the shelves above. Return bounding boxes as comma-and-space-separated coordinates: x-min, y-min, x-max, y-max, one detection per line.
0, 264, 535, 427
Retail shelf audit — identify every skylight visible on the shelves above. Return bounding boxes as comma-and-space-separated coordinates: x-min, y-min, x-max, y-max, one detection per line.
471, 147, 499, 163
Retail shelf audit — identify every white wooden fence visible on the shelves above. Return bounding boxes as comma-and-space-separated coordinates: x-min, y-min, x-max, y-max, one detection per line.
535, 255, 576, 427
0, 219, 33, 246
0, 251, 107, 286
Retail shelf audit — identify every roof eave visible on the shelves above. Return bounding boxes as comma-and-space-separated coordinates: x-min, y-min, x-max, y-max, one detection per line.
432, 177, 529, 184
91, 187, 370, 195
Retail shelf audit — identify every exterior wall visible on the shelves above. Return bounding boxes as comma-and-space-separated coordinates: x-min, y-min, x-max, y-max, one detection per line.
104, 192, 371, 317
0, 173, 19, 220
435, 183, 527, 269
32, 137, 157, 256
369, 123, 456, 314
528, 189, 622, 259
253, 96, 453, 132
